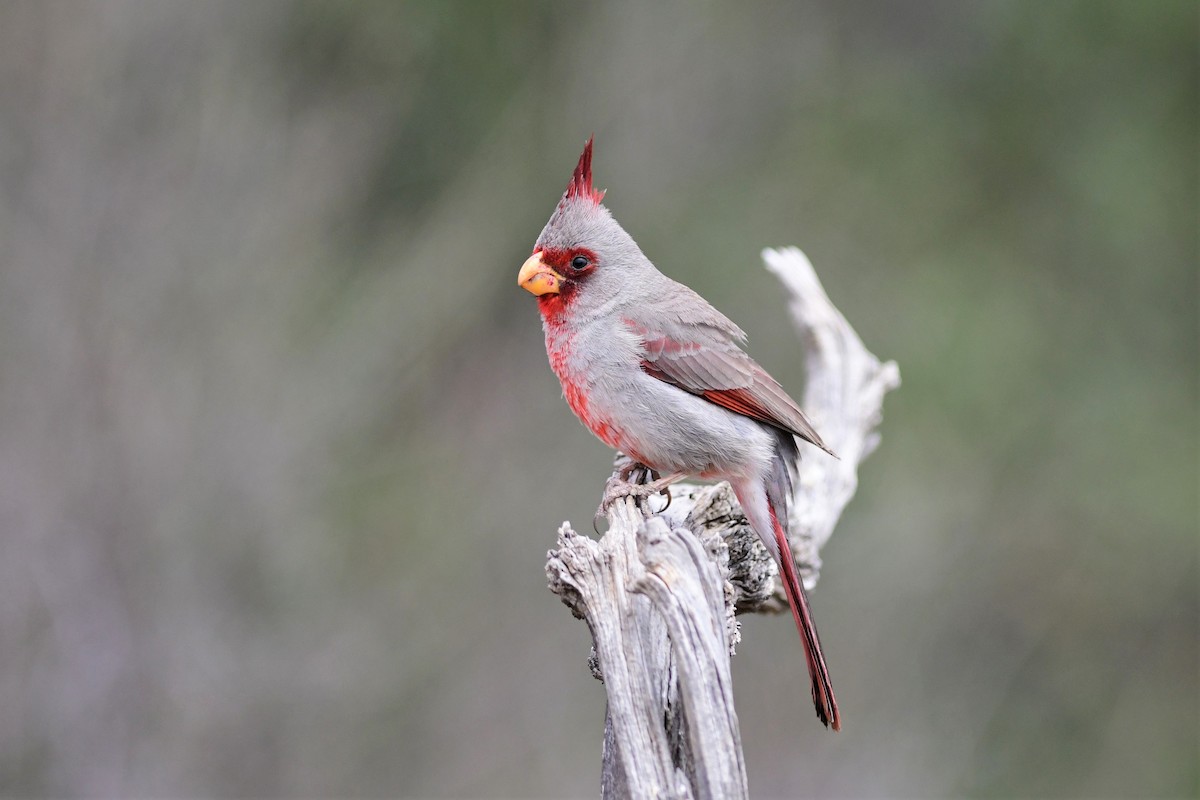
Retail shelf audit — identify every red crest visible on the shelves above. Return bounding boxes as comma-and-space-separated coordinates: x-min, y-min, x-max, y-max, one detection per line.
562, 136, 605, 205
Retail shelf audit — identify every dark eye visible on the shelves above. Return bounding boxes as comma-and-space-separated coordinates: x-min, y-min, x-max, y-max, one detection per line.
570, 255, 590, 271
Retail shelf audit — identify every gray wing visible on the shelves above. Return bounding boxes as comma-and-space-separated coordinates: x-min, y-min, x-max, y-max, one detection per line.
626, 289, 835, 455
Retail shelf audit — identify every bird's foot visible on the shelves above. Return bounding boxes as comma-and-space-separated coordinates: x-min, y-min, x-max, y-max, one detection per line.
594, 464, 686, 526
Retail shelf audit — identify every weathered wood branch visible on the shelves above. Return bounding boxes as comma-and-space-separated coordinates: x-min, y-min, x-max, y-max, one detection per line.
546, 248, 900, 799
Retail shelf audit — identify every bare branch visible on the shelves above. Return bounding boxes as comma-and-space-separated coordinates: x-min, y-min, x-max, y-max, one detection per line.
762, 246, 901, 587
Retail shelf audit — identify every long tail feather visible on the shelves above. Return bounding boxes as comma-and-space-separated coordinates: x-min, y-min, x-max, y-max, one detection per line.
767, 500, 841, 731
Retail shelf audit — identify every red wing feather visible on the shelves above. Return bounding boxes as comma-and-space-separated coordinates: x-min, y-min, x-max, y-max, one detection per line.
633, 325, 835, 456
701, 388, 773, 423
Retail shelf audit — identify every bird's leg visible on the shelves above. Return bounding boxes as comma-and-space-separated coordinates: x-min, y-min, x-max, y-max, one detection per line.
595, 462, 687, 523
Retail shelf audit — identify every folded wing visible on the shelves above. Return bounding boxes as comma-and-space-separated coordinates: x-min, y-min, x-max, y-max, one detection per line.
630, 319, 835, 457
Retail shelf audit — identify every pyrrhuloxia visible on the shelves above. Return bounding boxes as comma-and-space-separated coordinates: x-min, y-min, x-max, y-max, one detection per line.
518, 138, 841, 730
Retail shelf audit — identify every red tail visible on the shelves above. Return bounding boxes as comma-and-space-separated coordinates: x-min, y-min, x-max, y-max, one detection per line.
768, 502, 841, 731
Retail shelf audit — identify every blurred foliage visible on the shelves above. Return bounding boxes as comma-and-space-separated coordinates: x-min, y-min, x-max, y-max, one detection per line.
0, 1, 1194, 797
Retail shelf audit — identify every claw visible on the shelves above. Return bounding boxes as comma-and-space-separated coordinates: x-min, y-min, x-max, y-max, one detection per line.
593, 465, 686, 524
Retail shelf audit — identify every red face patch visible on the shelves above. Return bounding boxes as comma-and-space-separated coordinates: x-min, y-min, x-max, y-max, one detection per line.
531, 245, 599, 324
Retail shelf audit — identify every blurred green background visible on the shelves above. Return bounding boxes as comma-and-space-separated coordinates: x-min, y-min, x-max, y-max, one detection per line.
0, 1, 1194, 797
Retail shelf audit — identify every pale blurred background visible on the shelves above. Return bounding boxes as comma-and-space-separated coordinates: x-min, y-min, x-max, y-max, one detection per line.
0, 1, 1195, 797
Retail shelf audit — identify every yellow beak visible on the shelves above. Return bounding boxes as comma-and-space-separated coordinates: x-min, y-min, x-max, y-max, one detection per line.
518, 254, 563, 296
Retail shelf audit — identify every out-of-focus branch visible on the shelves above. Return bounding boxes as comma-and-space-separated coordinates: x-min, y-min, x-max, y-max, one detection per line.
763, 247, 902, 587
546, 248, 899, 799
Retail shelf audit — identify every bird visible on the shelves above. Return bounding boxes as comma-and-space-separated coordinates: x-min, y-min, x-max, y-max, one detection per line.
518, 137, 841, 731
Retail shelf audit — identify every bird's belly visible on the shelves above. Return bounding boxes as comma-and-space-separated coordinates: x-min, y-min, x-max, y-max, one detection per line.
544, 323, 773, 479
548, 353, 628, 453
583, 371, 776, 480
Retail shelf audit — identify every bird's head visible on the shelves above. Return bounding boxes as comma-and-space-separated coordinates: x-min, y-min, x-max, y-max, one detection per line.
518, 137, 655, 325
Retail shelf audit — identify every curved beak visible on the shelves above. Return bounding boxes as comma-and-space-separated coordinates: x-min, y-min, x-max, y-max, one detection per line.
518, 253, 563, 296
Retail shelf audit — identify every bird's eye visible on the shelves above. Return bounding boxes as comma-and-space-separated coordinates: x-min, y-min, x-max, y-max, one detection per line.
570, 256, 590, 271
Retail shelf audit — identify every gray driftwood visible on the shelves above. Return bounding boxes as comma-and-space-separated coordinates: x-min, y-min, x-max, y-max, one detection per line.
545, 248, 900, 799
